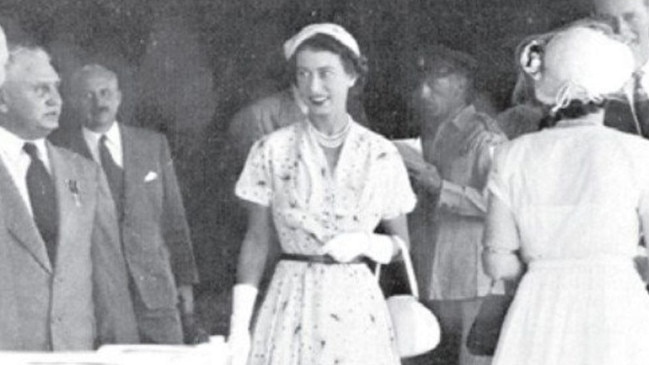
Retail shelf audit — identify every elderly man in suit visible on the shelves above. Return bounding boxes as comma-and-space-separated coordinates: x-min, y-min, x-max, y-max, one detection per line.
0, 39, 138, 350
50, 63, 202, 344
593, 0, 649, 136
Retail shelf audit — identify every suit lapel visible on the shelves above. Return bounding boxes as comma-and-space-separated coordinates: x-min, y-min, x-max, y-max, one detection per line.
72, 128, 94, 161
0, 155, 52, 273
120, 124, 140, 221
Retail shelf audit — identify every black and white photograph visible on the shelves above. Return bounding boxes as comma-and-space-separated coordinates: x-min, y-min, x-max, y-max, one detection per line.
0, 0, 647, 364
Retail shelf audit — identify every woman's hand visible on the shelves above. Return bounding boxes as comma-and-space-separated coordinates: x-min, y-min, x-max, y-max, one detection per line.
228, 327, 250, 365
321, 232, 395, 263
482, 248, 524, 281
228, 284, 258, 365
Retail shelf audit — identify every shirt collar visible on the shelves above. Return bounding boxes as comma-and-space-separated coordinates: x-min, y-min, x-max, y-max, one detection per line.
0, 125, 48, 161
450, 105, 477, 130
82, 121, 121, 146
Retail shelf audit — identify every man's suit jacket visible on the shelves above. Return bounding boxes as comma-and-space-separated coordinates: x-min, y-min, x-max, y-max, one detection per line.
604, 97, 644, 136
0, 141, 139, 351
51, 124, 199, 311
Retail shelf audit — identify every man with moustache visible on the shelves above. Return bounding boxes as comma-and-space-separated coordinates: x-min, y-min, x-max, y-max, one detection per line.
0, 40, 138, 350
594, 0, 649, 137
50, 64, 203, 344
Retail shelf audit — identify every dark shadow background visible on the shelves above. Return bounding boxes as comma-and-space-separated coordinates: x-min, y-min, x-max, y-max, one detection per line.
0, 0, 591, 334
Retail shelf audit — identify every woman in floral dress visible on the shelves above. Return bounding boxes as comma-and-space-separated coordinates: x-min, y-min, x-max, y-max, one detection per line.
227, 23, 416, 365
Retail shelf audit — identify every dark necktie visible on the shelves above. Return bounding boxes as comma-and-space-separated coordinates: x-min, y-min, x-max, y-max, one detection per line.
99, 135, 124, 216
24, 142, 59, 265
633, 72, 649, 138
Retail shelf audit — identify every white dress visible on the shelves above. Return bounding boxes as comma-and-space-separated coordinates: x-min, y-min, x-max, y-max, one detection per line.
487, 120, 649, 365
236, 119, 416, 365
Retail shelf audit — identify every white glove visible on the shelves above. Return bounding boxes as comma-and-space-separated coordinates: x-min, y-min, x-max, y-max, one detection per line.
321, 232, 400, 264
228, 284, 258, 365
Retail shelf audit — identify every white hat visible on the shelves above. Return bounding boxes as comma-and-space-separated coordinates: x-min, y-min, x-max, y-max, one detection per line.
0, 25, 7, 85
529, 25, 634, 111
283, 23, 360, 60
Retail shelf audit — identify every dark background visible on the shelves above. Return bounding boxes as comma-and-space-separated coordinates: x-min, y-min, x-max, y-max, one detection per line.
0, 0, 591, 333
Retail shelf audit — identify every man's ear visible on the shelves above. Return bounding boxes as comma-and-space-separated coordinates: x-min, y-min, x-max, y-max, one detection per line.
347, 73, 358, 88
451, 74, 470, 103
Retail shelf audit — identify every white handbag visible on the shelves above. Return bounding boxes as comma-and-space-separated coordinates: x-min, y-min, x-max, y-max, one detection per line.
377, 239, 441, 358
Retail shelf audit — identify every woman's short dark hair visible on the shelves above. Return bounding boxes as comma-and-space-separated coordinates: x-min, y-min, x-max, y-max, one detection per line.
543, 99, 605, 127
287, 33, 369, 92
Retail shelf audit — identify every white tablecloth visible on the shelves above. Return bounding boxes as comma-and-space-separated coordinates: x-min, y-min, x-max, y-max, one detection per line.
0, 336, 228, 365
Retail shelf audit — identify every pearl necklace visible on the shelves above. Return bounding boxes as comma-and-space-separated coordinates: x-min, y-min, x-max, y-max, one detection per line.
309, 117, 352, 149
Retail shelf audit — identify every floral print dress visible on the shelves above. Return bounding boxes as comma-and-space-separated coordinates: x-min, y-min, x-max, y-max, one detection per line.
236, 119, 416, 365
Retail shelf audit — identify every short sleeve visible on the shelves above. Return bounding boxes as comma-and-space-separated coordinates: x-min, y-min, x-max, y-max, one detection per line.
381, 147, 417, 220
235, 137, 273, 206
486, 143, 514, 212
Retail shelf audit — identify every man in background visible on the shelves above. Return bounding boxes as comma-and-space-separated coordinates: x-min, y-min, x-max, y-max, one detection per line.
51, 64, 205, 344
397, 47, 506, 365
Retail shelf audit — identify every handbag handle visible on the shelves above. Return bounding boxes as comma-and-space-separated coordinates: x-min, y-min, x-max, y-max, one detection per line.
375, 236, 420, 299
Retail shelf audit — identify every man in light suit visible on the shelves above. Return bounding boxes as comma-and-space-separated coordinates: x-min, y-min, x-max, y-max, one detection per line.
50, 64, 202, 344
0, 42, 139, 350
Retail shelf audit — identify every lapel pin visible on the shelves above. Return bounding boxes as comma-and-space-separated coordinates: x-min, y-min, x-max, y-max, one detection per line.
66, 179, 81, 207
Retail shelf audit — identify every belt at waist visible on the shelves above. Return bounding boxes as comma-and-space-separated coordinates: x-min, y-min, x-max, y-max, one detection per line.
280, 253, 364, 265
528, 255, 634, 271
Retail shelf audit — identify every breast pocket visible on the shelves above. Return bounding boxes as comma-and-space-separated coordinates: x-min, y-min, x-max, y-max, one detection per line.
141, 170, 163, 213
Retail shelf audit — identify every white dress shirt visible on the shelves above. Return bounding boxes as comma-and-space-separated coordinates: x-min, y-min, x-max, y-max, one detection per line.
0, 126, 51, 216
623, 61, 649, 124
639, 61, 649, 92
82, 121, 123, 168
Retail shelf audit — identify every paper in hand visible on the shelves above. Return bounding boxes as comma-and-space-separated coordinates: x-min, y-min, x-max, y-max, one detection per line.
393, 138, 428, 175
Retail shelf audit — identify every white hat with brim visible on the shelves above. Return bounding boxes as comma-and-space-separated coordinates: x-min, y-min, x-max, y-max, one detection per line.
283, 23, 360, 60
534, 26, 634, 111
